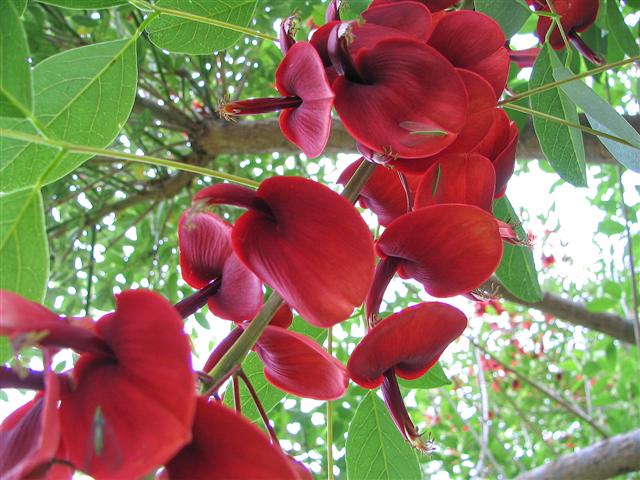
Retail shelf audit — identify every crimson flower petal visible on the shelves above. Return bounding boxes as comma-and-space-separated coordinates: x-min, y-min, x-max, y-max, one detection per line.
333, 38, 468, 158
166, 397, 301, 480
370, 0, 459, 12
337, 159, 420, 226
428, 11, 509, 97
414, 153, 496, 212
276, 42, 334, 158
59, 290, 196, 480
348, 302, 466, 388
210, 254, 263, 322
270, 304, 293, 329
196, 177, 375, 328
255, 325, 349, 400
493, 121, 519, 197
535, 0, 598, 48
0, 355, 60, 480
376, 204, 503, 297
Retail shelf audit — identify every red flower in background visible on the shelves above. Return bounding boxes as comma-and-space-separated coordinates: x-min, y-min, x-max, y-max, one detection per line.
221, 42, 334, 158
194, 176, 375, 328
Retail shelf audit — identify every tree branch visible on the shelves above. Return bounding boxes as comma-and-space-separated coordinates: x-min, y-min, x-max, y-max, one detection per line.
516, 429, 640, 480
484, 278, 637, 345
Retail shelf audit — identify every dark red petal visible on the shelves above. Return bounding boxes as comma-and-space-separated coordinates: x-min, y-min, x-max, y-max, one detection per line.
337, 159, 420, 226
492, 122, 519, 196
370, 0, 459, 12
0, 290, 109, 356
178, 210, 232, 289
276, 42, 334, 158
59, 290, 196, 480
472, 108, 511, 161
0, 355, 60, 480
377, 204, 503, 297
166, 397, 300, 480
208, 253, 263, 322
270, 304, 293, 329
414, 153, 496, 212
334, 38, 468, 158
231, 176, 375, 328
536, 0, 598, 48
255, 326, 349, 400
309, 21, 340, 67
428, 11, 508, 97
347, 302, 466, 388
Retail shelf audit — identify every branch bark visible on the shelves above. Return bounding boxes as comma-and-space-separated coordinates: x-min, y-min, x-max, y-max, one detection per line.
516, 429, 640, 480
483, 278, 637, 345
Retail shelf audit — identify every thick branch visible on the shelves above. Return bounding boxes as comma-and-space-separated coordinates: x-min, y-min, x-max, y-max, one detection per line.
484, 278, 637, 345
197, 115, 639, 165
516, 429, 640, 480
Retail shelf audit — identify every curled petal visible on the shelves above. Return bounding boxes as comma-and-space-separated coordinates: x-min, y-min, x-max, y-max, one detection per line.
377, 204, 503, 297
208, 254, 263, 322
198, 177, 375, 328
414, 153, 496, 212
535, 0, 598, 49
334, 38, 468, 158
270, 304, 293, 329
276, 42, 334, 158
348, 302, 466, 388
370, 0, 459, 11
59, 290, 196, 480
428, 11, 509, 97
255, 326, 349, 400
166, 397, 301, 480
492, 122, 519, 197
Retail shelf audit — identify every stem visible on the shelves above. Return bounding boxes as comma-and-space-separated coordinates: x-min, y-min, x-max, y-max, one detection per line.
341, 160, 377, 204
129, 0, 277, 42
499, 56, 640, 105
0, 128, 260, 189
327, 328, 334, 480
232, 375, 242, 413
238, 370, 280, 445
501, 104, 638, 147
545, 0, 572, 66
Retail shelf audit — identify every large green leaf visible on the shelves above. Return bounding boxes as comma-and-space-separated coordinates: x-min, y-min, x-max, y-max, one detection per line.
398, 362, 451, 390
553, 65, 640, 172
36, 0, 127, 8
474, 0, 530, 38
346, 391, 422, 480
493, 196, 542, 302
147, 0, 259, 55
0, 0, 32, 118
606, 0, 640, 57
0, 39, 137, 193
0, 187, 48, 302
529, 44, 587, 186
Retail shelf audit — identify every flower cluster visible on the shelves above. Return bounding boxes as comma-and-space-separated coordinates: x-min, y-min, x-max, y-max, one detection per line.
1, 0, 539, 477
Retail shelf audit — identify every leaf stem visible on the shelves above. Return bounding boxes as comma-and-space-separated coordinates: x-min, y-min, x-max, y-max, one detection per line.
129, 0, 278, 42
0, 128, 260, 189
327, 327, 334, 480
501, 103, 639, 147
499, 55, 640, 105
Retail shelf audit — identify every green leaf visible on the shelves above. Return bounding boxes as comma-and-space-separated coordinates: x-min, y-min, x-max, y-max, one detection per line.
346, 391, 422, 480
36, 0, 127, 8
606, 0, 640, 57
529, 44, 587, 186
398, 362, 450, 389
0, 188, 48, 302
0, 0, 33, 118
598, 218, 625, 235
474, 0, 531, 38
0, 39, 137, 193
0, 336, 12, 365
147, 0, 259, 55
552, 65, 640, 173
15, 0, 28, 15
493, 197, 543, 302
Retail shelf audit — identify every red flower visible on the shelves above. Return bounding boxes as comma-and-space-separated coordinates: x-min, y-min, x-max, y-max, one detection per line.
348, 302, 467, 388
194, 177, 375, 328
0, 353, 60, 480
58, 290, 196, 480
254, 325, 349, 400
428, 11, 510, 98
532, 0, 598, 48
220, 43, 334, 158
337, 159, 420, 226
371, 0, 460, 12
332, 37, 468, 158
376, 204, 504, 297
165, 397, 304, 480
178, 210, 263, 322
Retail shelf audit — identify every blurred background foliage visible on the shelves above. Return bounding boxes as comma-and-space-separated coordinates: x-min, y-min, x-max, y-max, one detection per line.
2, 0, 639, 478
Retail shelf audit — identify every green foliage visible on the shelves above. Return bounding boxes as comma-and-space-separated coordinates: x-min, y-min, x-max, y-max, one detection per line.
0, 0, 32, 118
605, 0, 640, 57
146, 0, 259, 54
493, 196, 543, 302
37, 0, 128, 8
530, 45, 587, 187
474, 0, 530, 38
0, 188, 48, 301
398, 362, 451, 389
346, 391, 422, 480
